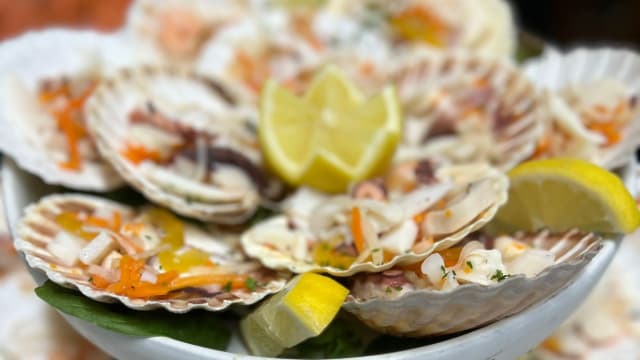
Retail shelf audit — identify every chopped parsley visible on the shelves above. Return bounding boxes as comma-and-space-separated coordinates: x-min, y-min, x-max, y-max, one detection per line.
372, 248, 381, 252
385, 287, 392, 294
245, 277, 257, 292
223, 281, 232, 292
394, 286, 403, 291
490, 270, 509, 282
466, 261, 474, 269
440, 265, 456, 279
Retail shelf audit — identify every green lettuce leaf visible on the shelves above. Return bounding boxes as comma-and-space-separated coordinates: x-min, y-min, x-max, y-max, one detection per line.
35, 281, 231, 350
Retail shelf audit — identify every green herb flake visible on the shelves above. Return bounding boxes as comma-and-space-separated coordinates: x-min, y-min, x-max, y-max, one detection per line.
224, 281, 232, 292
394, 286, 402, 291
385, 287, 392, 294
372, 248, 381, 252
245, 277, 257, 292
466, 261, 473, 269
490, 270, 509, 282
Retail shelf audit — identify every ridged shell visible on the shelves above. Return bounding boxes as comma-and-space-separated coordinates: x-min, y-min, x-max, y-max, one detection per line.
15, 194, 288, 313
124, 0, 248, 64
241, 163, 509, 276
325, 0, 516, 58
0, 30, 132, 191
391, 50, 544, 171
343, 231, 604, 337
86, 66, 275, 224
523, 48, 640, 170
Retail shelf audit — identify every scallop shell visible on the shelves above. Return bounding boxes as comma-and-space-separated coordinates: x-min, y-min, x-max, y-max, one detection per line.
15, 194, 288, 313
124, 0, 249, 64
86, 67, 279, 223
196, 12, 322, 100
523, 48, 640, 170
241, 163, 509, 276
0, 30, 134, 191
391, 50, 544, 171
343, 230, 604, 337
324, 0, 516, 58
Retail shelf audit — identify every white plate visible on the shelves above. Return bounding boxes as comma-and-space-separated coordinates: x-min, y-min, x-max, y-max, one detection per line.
2, 157, 619, 360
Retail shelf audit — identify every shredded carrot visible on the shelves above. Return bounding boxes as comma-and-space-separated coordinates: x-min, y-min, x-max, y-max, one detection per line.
540, 337, 563, 354
292, 14, 323, 51
90, 274, 111, 289
389, 5, 450, 47
43, 82, 97, 171
413, 212, 426, 224
587, 122, 622, 145
359, 62, 376, 77
121, 143, 165, 165
350, 207, 366, 254
170, 273, 248, 291
437, 247, 463, 267
112, 211, 122, 231
235, 51, 268, 94
532, 135, 551, 158
85, 216, 111, 229
122, 222, 145, 235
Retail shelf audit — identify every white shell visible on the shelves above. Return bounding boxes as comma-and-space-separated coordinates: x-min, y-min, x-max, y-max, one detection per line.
324, 0, 516, 58
343, 230, 603, 336
523, 48, 640, 169
124, 0, 248, 64
0, 30, 137, 191
15, 194, 288, 313
241, 163, 509, 276
391, 50, 544, 171
86, 67, 273, 223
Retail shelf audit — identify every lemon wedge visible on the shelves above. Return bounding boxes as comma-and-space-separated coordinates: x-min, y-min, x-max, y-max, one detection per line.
240, 273, 349, 357
491, 158, 640, 235
259, 66, 402, 193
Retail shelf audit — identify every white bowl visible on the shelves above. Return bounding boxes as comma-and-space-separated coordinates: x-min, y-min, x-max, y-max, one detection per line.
2, 157, 618, 360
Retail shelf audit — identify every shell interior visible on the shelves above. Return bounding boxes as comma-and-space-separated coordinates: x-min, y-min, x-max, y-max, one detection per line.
343, 230, 604, 337
391, 50, 543, 171
86, 67, 276, 223
15, 194, 288, 313
0, 30, 127, 191
523, 48, 640, 169
241, 163, 509, 276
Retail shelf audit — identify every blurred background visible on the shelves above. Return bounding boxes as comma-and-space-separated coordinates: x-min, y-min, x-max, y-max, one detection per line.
0, 0, 639, 50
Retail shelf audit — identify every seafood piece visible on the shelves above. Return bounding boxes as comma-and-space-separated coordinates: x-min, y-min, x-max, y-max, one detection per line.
344, 230, 602, 336
86, 67, 282, 223
125, 0, 249, 63
242, 163, 508, 276
15, 194, 289, 312
196, 13, 322, 100
391, 51, 544, 170
524, 49, 640, 169
324, 0, 515, 57
0, 30, 130, 191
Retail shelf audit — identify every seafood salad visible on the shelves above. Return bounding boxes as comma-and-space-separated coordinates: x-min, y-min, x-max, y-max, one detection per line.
2, 0, 640, 358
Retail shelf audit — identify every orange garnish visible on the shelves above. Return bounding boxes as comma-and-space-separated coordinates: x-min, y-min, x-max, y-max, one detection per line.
532, 134, 552, 158
292, 13, 323, 51
436, 246, 463, 267
121, 143, 165, 165
90, 274, 111, 289
587, 122, 622, 146
235, 51, 269, 94
350, 207, 366, 254
122, 222, 145, 235
85, 216, 111, 229
359, 62, 376, 77
41, 82, 97, 171
112, 211, 122, 231
390, 5, 450, 47
170, 273, 248, 291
